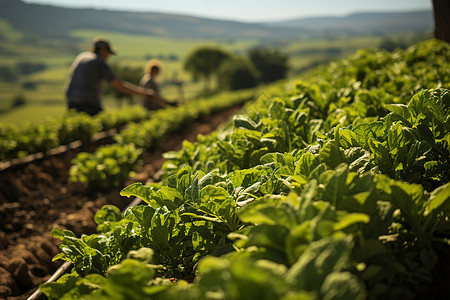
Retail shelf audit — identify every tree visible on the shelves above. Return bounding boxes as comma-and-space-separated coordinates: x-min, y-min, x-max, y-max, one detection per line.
16, 61, 47, 75
432, 0, 450, 42
249, 48, 289, 83
184, 47, 231, 90
218, 58, 259, 90
0, 65, 18, 82
11, 95, 26, 108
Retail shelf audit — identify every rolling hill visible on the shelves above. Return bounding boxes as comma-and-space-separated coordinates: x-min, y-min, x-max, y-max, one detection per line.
265, 11, 434, 35
0, 0, 303, 40
0, 0, 433, 41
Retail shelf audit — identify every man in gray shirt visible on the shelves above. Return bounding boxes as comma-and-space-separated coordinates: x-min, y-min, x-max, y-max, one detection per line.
65, 38, 155, 116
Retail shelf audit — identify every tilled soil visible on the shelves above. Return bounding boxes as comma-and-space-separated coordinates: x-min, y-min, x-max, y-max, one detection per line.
0, 105, 242, 299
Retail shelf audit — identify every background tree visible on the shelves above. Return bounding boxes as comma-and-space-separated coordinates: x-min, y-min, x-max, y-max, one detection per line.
249, 48, 289, 83
15, 61, 47, 75
184, 47, 231, 90
432, 0, 450, 42
218, 58, 259, 90
0, 65, 18, 82
11, 95, 26, 108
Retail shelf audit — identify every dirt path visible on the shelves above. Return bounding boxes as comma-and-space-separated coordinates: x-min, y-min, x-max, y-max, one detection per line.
0, 105, 242, 299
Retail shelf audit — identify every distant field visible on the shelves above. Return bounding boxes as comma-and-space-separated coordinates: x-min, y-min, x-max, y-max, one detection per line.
0, 26, 406, 126
0, 104, 66, 124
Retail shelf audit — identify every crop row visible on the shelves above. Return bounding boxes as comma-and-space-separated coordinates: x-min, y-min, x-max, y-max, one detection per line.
42, 39, 450, 300
69, 89, 261, 191
0, 88, 259, 163
0, 106, 150, 161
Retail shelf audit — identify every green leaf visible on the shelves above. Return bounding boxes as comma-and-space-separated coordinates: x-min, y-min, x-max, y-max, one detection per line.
419, 248, 438, 269
320, 272, 366, 300
160, 186, 183, 203
239, 198, 298, 228
120, 182, 152, 203
425, 183, 450, 216
368, 139, 392, 172
294, 152, 320, 178
181, 212, 221, 223
241, 224, 289, 252
334, 213, 370, 231
105, 259, 158, 298
126, 248, 155, 264
40, 274, 103, 300
286, 222, 313, 264
387, 122, 408, 156
269, 98, 286, 120
319, 140, 345, 169
322, 164, 349, 209
94, 205, 122, 225
385, 104, 412, 126
389, 183, 424, 234
234, 115, 258, 130
200, 185, 231, 203
51, 228, 77, 240
339, 129, 360, 149
124, 205, 155, 230
354, 122, 384, 149
286, 237, 353, 291
408, 89, 428, 118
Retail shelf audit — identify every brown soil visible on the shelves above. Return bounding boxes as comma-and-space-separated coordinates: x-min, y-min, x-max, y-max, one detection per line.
0, 105, 242, 300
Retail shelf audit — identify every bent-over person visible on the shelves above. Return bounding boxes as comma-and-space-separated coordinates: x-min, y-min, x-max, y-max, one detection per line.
65, 38, 154, 116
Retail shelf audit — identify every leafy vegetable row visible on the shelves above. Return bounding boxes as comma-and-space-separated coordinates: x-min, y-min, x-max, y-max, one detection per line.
69, 89, 263, 191
43, 39, 450, 300
0, 106, 149, 161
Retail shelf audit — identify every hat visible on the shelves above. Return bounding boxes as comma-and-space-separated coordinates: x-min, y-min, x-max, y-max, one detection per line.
93, 38, 116, 55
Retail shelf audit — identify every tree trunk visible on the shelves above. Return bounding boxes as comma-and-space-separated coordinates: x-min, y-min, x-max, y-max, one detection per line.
432, 0, 450, 42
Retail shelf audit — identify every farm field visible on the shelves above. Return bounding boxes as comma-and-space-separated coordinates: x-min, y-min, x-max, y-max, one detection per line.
2, 1, 447, 299
0, 103, 245, 299
0, 37, 448, 300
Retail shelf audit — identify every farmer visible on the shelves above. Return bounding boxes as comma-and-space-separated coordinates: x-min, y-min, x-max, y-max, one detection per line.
139, 59, 171, 111
65, 37, 155, 116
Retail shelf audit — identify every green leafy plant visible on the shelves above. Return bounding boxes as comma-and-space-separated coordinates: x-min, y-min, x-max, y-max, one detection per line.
42, 39, 450, 300
69, 143, 143, 191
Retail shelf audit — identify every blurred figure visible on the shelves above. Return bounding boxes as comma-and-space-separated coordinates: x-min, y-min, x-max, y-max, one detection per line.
65, 37, 154, 116
140, 60, 174, 110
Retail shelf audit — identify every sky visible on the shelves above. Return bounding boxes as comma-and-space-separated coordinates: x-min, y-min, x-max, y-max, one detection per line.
23, 0, 432, 22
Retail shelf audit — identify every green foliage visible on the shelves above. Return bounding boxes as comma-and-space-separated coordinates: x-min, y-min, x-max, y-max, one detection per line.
0, 65, 18, 82
69, 89, 256, 190
96, 106, 149, 131
69, 143, 143, 191
43, 39, 450, 300
249, 48, 289, 83
184, 47, 231, 88
0, 122, 59, 161
58, 112, 101, 145
218, 57, 259, 90
11, 94, 26, 107
0, 107, 150, 161
15, 61, 47, 75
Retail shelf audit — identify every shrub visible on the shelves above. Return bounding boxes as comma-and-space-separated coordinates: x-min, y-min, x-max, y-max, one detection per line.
218, 58, 259, 90
249, 48, 289, 83
11, 95, 26, 107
